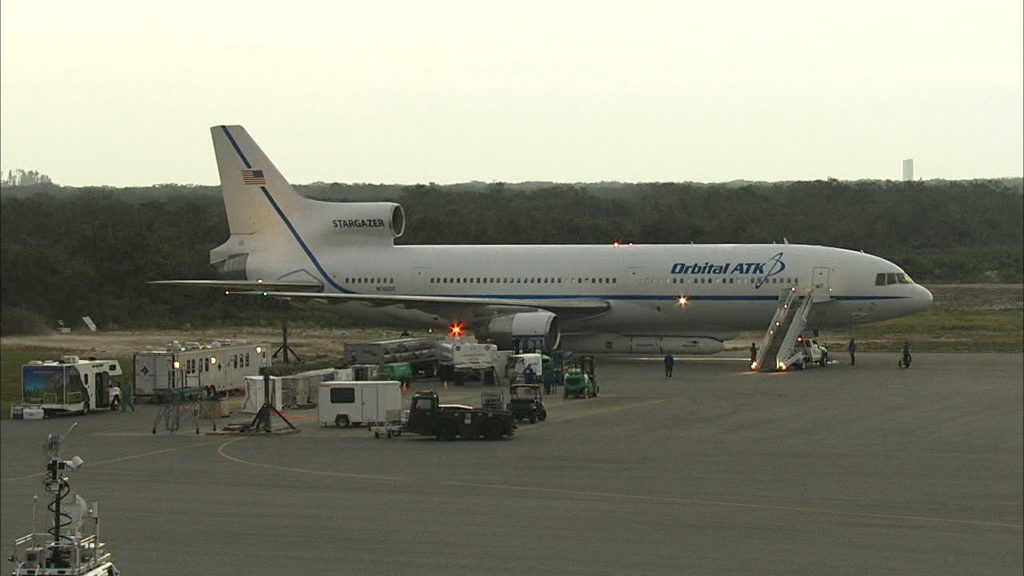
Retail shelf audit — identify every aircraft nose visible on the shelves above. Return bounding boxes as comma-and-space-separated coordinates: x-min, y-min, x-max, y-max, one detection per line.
915, 284, 934, 312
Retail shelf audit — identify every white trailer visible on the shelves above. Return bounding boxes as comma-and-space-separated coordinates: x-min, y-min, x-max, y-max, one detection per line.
241, 368, 337, 413
19, 356, 123, 416
242, 375, 285, 413
318, 381, 402, 428
133, 340, 270, 399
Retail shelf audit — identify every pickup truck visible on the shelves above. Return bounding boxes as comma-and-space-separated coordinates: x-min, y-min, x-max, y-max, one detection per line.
405, 390, 515, 440
790, 337, 829, 369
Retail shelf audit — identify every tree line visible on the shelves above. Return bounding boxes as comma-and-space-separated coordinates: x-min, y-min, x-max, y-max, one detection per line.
1, 179, 1020, 334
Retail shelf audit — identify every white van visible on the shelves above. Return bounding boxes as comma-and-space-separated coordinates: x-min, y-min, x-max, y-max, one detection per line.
318, 381, 402, 428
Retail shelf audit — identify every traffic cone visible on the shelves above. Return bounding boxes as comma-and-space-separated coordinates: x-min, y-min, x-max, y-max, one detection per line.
401, 381, 408, 392
443, 380, 449, 390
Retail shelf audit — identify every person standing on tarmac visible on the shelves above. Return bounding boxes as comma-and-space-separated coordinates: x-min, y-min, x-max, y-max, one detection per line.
749, 343, 758, 367
664, 353, 674, 379
848, 338, 857, 365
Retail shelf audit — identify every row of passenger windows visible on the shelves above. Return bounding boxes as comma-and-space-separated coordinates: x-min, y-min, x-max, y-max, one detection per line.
426, 276, 796, 286
876, 272, 912, 286
345, 277, 395, 284
351, 275, 803, 287
428, 277, 619, 285
667, 277, 799, 285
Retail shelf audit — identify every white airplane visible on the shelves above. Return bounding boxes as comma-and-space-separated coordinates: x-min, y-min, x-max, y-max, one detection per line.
154, 125, 933, 367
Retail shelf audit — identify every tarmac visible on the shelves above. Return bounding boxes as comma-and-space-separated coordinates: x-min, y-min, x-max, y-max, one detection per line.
2, 352, 1021, 575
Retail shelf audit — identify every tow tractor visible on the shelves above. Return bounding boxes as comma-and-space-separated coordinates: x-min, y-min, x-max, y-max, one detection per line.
7, 423, 119, 575
563, 354, 599, 399
374, 390, 515, 440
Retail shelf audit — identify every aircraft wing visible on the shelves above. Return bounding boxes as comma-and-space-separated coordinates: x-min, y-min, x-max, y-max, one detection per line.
231, 290, 612, 315
148, 280, 325, 292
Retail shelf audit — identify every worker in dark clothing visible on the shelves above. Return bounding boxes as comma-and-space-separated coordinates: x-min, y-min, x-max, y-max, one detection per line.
523, 364, 536, 385
900, 341, 912, 368
664, 353, 674, 379
749, 343, 758, 368
848, 338, 856, 365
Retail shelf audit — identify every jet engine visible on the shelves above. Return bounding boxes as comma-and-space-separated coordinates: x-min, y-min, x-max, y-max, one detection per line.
476, 311, 560, 352
312, 201, 405, 246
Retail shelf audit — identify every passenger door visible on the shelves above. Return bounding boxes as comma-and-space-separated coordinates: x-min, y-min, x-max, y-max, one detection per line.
812, 267, 832, 302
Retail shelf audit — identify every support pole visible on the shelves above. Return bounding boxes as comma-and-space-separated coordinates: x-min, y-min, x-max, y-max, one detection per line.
273, 320, 301, 364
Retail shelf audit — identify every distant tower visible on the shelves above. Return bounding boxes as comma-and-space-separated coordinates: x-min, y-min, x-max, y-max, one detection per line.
902, 159, 914, 181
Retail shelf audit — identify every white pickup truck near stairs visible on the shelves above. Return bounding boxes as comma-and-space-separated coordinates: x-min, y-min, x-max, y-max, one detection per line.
756, 284, 831, 371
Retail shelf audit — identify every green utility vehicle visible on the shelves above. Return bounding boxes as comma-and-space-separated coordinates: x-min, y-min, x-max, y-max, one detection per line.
563, 354, 599, 399
379, 362, 413, 385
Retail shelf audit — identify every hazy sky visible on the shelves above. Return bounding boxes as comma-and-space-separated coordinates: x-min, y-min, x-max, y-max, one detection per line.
2, 1, 1021, 186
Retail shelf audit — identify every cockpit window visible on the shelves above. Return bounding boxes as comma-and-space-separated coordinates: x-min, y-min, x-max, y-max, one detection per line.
876, 272, 914, 286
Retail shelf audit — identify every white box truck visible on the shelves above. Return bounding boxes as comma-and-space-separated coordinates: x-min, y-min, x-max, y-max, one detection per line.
318, 381, 402, 428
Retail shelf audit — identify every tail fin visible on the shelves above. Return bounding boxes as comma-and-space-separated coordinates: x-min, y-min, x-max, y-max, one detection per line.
207, 125, 405, 283
211, 125, 308, 235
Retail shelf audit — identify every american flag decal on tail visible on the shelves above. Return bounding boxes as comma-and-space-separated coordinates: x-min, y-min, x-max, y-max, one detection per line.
241, 169, 266, 185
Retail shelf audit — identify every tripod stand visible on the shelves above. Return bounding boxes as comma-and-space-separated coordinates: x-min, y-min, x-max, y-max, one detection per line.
247, 372, 297, 434
273, 321, 301, 364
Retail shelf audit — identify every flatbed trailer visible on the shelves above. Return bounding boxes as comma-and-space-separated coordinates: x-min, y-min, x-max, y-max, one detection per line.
345, 337, 440, 377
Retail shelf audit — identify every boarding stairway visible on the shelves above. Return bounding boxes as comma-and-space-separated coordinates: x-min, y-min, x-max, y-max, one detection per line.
755, 286, 828, 371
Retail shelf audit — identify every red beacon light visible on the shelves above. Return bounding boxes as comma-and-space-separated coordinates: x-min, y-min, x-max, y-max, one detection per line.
448, 322, 465, 337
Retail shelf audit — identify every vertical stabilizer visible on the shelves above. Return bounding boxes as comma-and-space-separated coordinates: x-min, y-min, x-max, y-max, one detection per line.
207, 125, 404, 283
211, 125, 308, 236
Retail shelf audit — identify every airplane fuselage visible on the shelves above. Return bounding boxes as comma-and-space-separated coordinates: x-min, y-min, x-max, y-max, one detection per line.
157, 125, 934, 355
248, 240, 932, 336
